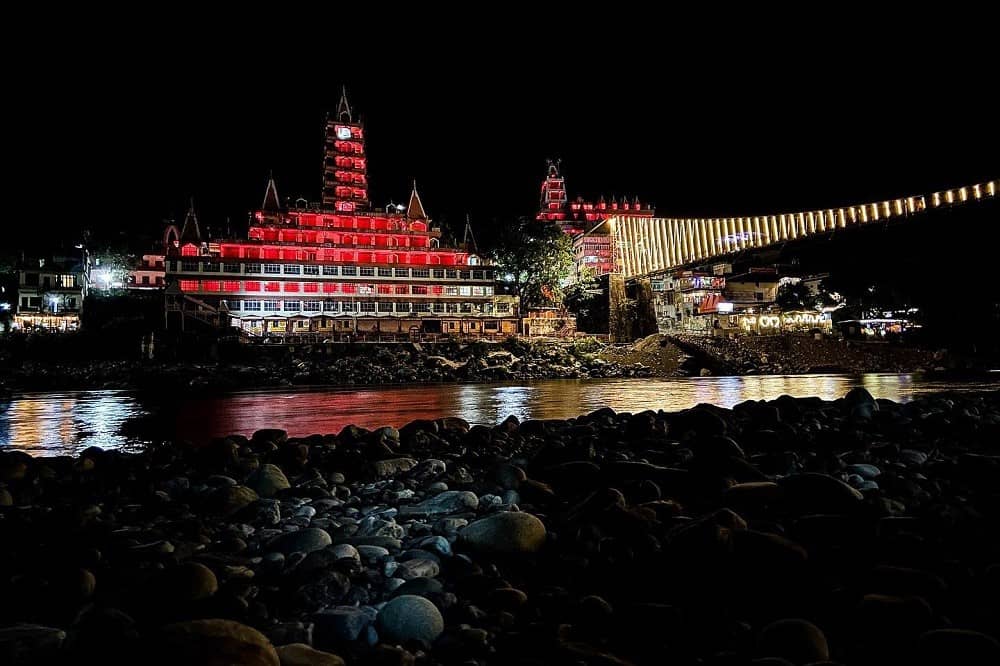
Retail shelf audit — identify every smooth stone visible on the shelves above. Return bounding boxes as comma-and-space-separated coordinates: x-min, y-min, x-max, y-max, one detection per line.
376, 595, 444, 644
757, 618, 830, 664
412, 535, 452, 558
391, 577, 443, 599
154, 619, 279, 666
267, 528, 332, 555
845, 463, 881, 479
372, 458, 418, 479
329, 543, 361, 564
395, 558, 440, 580
491, 463, 527, 490
207, 485, 259, 516
356, 545, 390, 561
313, 606, 378, 645
153, 562, 218, 603
398, 491, 478, 518
248, 464, 291, 498
778, 473, 864, 514
917, 629, 1000, 665
0, 624, 67, 662
458, 511, 546, 555
275, 643, 345, 666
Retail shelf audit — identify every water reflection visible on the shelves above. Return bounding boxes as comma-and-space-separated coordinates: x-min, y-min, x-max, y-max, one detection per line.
2, 374, 997, 456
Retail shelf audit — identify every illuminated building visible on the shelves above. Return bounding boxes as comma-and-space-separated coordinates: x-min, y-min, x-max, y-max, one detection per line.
164, 90, 519, 340
536, 159, 653, 276
128, 254, 166, 290
14, 255, 89, 331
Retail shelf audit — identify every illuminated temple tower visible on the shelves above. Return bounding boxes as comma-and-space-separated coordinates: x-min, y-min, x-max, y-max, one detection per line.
536, 159, 653, 277
322, 88, 369, 212
164, 91, 519, 340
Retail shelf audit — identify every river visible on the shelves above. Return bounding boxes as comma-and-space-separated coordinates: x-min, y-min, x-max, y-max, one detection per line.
2, 373, 998, 456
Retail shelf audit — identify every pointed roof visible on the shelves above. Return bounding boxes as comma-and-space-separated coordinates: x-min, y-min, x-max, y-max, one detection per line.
262, 174, 281, 212
406, 181, 427, 220
337, 86, 353, 123
180, 198, 201, 243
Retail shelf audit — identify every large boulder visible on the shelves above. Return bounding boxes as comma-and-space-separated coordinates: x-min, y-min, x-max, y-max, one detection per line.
458, 511, 546, 555
152, 619, 278, 666
376, 595, 444, 644
267, 528, 332, 555
247, 464, 290, 498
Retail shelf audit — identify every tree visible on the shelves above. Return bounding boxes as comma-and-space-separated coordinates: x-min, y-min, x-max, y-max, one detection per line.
775, 281, 816, 311
486, 218, 574, 308
563, 269, 608, 333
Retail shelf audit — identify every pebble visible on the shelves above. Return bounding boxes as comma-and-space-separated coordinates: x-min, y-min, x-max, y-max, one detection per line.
459, 511, 547, 555
376, 594, 445, 644
266, 528, 333, 555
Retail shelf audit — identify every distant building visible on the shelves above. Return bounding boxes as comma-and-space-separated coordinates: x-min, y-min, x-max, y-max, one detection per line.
128, 254, 166, 290
164, 89, 519, 341
536, 159, 653, 277
15, 254, 89, 331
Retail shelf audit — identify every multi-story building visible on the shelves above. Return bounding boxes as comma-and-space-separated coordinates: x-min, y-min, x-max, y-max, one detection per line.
128, 254, 166, 290
15, 254, 89, 331
164, 90, 519, 341
536, 159, 653, 276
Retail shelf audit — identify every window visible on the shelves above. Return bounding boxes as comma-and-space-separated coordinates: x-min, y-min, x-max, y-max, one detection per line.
413, 303, 430, 313
296, 320, 308, 329
461, 303, 473, 313
283, 282, 300, 293
245, 263, 262, 274
433, 302, 445, 313
322, 283, 339, 294
322, 266, 339, 276
303, 265, 319, 275
303, 282, 319, 293
59, 274, 75, 288
244, 281, 261, 292
433, 269, 445, 278
223, 262, 240, 273
377, 284, 394, 294
445, 286, 459, 296
179, 280, 199, 291
412, 285, 428, 295
203, 262, 220, 272
412, 268, 430, 278
342, 266, 357, 276
303, 300, 321, 311
396, 302, 411, 313
323, 301, 339, 312
66, 298, 76, 308
484, 270, 494, 280
446, 303, 459, 313
141, 275, 150, 285
182, 260, 198, 272
446, 270, 457, 279
394, 285, 408, 294
473, 270, 485, 280
223, 280, 240, 292
264, 281, 281, 292
283, 264, 301, 275
394, 268, 409, 277
377, 302, 394, 312
459, 286, 472, 296
485, 286, 494, 295
264, 300, 280, 311
460, 271, 471, 279
472, 286, 485, 296
359, 302, 376, 312
243, 300, 262, 311
264, 264, 281, 274
496, 302, 510, 313
378, 267, 392, 277
755, 292, 764, 301
359, 266, 375, 276
485, 320, 499, 331
341, 301, 357, 312
284, 301, 301, 311
202, 281, 221, 292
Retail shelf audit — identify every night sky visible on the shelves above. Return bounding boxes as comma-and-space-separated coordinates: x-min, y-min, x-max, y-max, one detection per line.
9, 22, 997, 253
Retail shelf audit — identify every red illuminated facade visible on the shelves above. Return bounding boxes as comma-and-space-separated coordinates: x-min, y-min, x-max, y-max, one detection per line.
165, 91, 519, 340
536, 159, 653, 276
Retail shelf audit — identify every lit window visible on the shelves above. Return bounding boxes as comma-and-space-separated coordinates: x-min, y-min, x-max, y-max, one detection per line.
263, 300, 280, 311
359, 302, 376, 312
303, 265, 320, 275
283, 301, 301, 311
322, 266, 339, 276
245, 263, 262, 274
264, 282, 280, 292
223, 281, 240, 292
244, 281, 261, 292
303, 301, 321, 311
283, 282, 300, 293
179, 280, 199, 292
283, 265, 301, 275
243, 301, 262, 311
264, 264, 281, 274
303, 282, 319, 293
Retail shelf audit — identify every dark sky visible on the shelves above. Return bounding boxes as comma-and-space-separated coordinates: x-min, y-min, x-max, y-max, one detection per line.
9, 19, 997, 253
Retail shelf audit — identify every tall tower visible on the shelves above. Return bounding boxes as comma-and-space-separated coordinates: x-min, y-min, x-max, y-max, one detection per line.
322, 87, 369, 212
538, 159, 567, 219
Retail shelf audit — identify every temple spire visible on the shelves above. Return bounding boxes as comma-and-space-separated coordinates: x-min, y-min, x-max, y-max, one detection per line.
406, 180, 427, 220
337, 86, 352, 123
262, 173, 281, 212
180, 197, 201, 243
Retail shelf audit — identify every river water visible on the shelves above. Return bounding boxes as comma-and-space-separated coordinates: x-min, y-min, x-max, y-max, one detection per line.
2, 374, 998, 456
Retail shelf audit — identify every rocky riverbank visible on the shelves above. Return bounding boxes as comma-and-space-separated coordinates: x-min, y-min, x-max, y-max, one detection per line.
669, 334, 949, 376
0, 340, 653, 393
3, 389, 1000, 664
